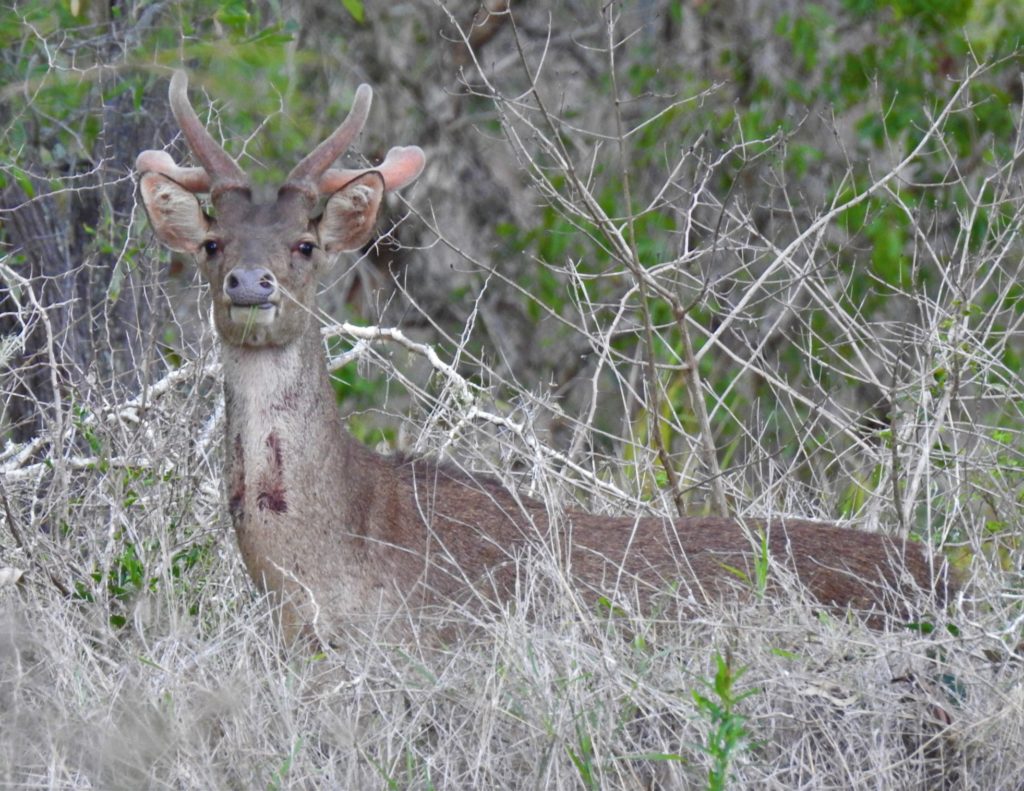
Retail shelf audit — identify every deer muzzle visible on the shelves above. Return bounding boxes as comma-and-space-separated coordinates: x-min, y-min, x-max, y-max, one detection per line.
225, 267, 279, 325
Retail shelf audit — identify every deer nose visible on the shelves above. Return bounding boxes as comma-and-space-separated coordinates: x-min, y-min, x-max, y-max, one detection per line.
224, 267, 277, 305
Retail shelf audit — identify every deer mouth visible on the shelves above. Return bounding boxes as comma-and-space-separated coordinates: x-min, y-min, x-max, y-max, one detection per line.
229, 303, 278, 326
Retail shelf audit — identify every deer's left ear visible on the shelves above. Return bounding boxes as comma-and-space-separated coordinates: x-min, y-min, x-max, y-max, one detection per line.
319, 171, 385, 254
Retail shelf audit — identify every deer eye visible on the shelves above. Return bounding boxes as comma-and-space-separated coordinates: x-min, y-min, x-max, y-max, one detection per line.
296, 241, 316, 257
203, 239, 220, 257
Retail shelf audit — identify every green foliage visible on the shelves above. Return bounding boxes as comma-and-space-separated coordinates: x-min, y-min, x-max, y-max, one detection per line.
0, 0, 303, 186
74, 530, 215, 629
365, 747, 438, 791
265, 736, 303, 791
692, 653, 757, 791
59, 448, 216, 629
328, 346, 398, 445
565, 722, 600, 791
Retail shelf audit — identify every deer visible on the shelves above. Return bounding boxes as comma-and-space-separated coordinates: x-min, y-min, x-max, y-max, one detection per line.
136, 71, 951, 646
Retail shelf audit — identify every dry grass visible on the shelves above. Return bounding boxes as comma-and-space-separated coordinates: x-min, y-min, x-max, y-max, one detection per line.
1, 344, 1020, 790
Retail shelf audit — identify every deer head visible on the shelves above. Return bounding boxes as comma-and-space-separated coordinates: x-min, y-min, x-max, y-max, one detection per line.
135, 71, 425, 348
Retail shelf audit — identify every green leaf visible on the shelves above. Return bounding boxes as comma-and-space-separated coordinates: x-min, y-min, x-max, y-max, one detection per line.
106, 257, 125, 304
13, 168, 35, 199
340, 0, 364, 23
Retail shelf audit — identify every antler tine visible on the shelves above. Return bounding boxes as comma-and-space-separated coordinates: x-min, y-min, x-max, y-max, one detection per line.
285, 83, 372, 194
168, 70, 248, 189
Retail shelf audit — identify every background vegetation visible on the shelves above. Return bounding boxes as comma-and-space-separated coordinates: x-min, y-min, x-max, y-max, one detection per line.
1, 0, 1023, 787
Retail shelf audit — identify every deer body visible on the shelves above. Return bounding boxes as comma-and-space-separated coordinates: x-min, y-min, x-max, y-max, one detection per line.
138, 72, 947, 644
223, 325, 941, 641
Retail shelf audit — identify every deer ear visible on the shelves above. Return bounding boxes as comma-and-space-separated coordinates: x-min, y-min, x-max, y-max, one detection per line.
319, 171, 385, 254
139, 172, 210, 254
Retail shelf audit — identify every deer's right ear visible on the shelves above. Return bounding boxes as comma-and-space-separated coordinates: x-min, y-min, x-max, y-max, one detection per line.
139, 172, 210, 254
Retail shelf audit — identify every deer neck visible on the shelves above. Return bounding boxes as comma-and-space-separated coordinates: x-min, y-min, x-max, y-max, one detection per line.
220, 326, 376, 542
